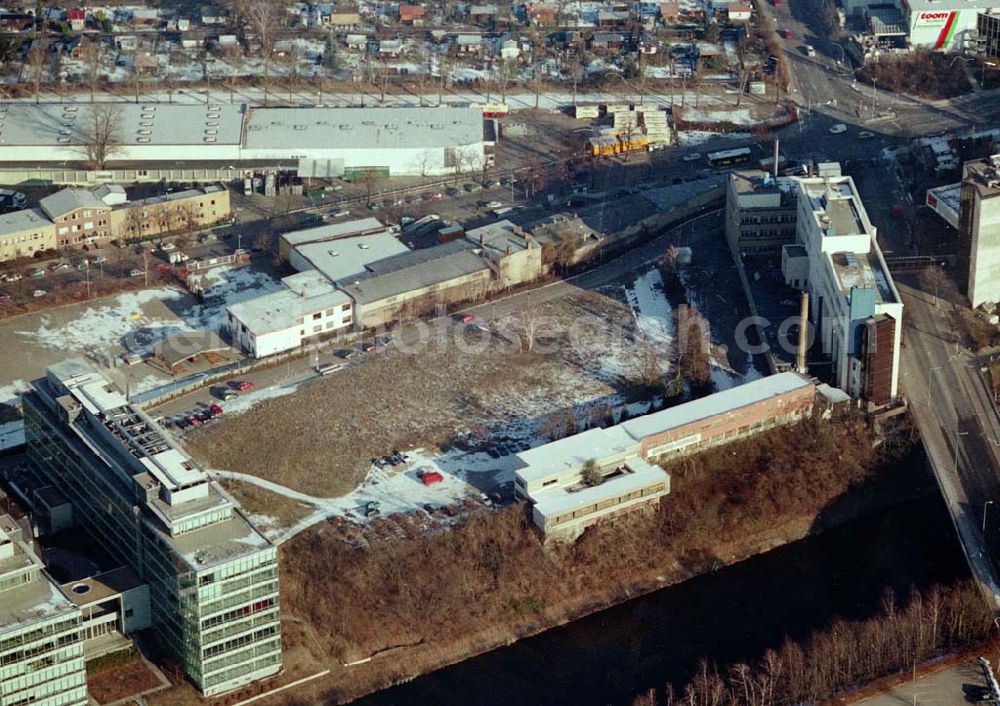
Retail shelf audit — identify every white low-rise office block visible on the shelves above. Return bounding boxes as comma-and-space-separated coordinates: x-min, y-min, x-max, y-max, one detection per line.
514, 426, 670, 542
782, 167, 902, 405
226, 271, 354, 358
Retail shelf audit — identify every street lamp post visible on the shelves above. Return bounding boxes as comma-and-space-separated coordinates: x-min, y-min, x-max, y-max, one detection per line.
871, 76, 877, 117
985, 61, 998, 86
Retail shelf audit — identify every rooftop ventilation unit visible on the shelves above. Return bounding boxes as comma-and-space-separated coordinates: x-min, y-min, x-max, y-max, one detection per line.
204, 137, 217, 143
137, 137, 151, 143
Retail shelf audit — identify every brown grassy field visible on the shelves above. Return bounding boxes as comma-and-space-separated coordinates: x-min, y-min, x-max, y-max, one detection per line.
185, 292, 648, 497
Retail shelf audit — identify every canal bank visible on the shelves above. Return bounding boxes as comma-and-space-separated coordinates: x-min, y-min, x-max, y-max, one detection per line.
351, 492, 967, 706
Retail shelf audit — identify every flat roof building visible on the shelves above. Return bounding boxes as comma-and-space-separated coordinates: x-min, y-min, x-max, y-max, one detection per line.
959, 155, 1000, 308
725, 169, 798, 255
782, 168, 902, 405
277, 217, 389, 261
23, 361, 281, 696
0, 514, 88, 706
289, 232, 411, 284
226, 271, 354, 358
0, 104, 485, 179
515, 372, 814, 540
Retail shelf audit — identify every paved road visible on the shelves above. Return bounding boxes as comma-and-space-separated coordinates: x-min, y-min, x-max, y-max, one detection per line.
854, 658, 993, 706
899, 280, 1000, 613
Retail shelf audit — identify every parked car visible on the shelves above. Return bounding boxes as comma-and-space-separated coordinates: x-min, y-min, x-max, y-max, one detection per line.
422, 191, 444, 202
49, 262, 69, 272
857, 131, 875, 140
781, 29, 792, 39
803, 44, 816, 57
185, 414, 203, 427
682, 152, 702, 162
232, 380, 256, 392
460, 314, 476, 324
129, 269, 145, 278
464, 182, 482, 193
213, 386, 238, 401
828, 123, 848, 135
209, 403, 224, 416
32, 289, 46, 298
445, 186, 461, 197
0, 273, 21, 283
160, 242, 177, 252
27, 267, 45, 279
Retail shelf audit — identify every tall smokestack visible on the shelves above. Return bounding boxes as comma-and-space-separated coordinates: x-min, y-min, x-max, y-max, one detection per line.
796, 290, 809, 374
773, 139, 780, 179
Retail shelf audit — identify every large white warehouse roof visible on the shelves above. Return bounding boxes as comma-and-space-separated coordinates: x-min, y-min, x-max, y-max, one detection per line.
243, 107, 483, 151
0, 103, 244, 148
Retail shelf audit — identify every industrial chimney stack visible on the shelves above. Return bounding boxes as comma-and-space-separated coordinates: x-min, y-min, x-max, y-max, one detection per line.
796, 291, 809, 374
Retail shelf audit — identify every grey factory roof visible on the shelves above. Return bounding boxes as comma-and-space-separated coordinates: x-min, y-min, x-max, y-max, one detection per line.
0, 208, 51, 237
0, 103, 244, 147
293, 233, 410, 283
114, 183, 226, 211
465, 219, 535, 255
39, 187, 108, 220
621, 372, 813, 440
243, 106, 484, 150
280, 217, 388, 248
341, 245, 490, 305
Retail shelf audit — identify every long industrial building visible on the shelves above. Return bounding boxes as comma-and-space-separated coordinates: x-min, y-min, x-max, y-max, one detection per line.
22, 360, 282, 696
0, 104, 486, 180
515, 372, 815, 541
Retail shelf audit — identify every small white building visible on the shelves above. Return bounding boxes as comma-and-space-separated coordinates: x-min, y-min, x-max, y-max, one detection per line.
782, 166, 902, 405
226, 271, 353, 358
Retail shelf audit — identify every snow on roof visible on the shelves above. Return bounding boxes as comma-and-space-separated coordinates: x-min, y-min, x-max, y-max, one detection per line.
621, 372, 812, 440
516, 426, 639, 483
244, 107, 483, 151
280, 217, 387, 247
531, 457, 668, 518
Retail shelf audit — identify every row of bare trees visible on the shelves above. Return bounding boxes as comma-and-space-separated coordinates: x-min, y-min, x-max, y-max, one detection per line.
631, 581, 995, 706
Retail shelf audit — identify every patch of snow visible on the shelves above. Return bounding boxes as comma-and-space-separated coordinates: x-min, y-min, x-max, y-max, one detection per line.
16, 288, 187, 355
676, 129, 754, 146
182, 266, 284, 331
219, 383, 302, 415
624, 268, 673, 347
0, 380, 31, 407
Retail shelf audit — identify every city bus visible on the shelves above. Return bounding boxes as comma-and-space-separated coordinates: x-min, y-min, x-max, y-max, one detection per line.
706, 147, 752, 167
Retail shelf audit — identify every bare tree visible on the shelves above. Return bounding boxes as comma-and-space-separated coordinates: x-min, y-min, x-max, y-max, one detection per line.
175, 202, 200, 236
919, 264, 950, 307
80, 39, 102, 102
355, 170, 384, 207
27, 41, 48, 103
529, 66, 543, 109
81, 104, 124, 170
247, 0, 280, 106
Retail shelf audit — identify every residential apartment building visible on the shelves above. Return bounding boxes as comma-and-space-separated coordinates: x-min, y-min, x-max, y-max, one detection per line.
227, 271, 354, 358
958, 154, 1000, 307
39, 189, 111, 249
781, 166, 902, 405
23, 361, 281, 696
0, 514, 88, 706
515, 372, 815, 540
725, 170, 798, 255
0, 184, 231, 263
0, 209, 57, 262
108, 184, 231, 242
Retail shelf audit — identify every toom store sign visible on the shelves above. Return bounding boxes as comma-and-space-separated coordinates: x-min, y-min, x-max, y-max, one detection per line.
913, 9, 960, 49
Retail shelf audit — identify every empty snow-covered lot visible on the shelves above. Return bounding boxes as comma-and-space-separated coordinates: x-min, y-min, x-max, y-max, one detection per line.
0, 265, 279, 405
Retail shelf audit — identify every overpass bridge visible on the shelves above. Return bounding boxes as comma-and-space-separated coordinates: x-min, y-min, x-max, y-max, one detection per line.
900, 280, 1000, 618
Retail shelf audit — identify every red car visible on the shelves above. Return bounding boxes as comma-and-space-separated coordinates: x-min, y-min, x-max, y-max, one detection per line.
185, 415, 202, 427
781, 29, 792, 39
233, 380, 256, 392
209, 403, 224, 415
461, 314, 476, 324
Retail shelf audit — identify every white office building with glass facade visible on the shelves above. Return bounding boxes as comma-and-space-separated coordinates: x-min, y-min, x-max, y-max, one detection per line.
0, 514, 88, 706
23, 360, 281, 696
